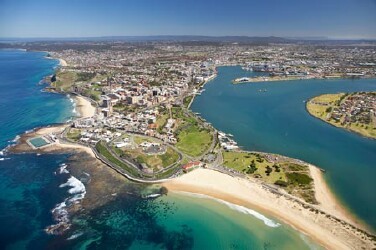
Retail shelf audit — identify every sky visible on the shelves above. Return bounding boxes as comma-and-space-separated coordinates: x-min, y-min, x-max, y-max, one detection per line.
0, 0, 375, 39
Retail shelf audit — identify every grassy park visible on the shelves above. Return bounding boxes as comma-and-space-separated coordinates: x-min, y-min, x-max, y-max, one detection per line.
222, 151, 316, 203
172, 107, 213, 157
112, 135, 180, 172
95, 141, 140, 176
222, 151, 287, 183
306, 93, 345, 119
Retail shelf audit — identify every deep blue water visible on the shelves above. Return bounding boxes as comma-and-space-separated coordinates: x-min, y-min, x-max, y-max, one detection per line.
0, 51, 322, 249
192, 66, 376, 230
0, 153, 71, 249
0, 49, 73, 149
0, 49, 74, 249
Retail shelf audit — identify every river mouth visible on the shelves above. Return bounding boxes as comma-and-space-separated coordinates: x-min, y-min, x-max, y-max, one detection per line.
191, 65, 376, 231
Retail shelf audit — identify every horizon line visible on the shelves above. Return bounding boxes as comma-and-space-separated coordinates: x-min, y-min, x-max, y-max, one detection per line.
1, 35, 376, 41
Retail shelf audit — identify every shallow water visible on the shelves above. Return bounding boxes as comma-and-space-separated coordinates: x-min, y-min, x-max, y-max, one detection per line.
0, 50, 323, 249
191, 66, 376, 230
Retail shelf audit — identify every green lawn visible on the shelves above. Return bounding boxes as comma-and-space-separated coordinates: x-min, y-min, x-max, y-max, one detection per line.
222, 151, 286, 183
66, 128, 81, 141
223, 151, 317, 203
176, 125, 212, 157
156, 114, 169, 133
52, 70, 78, 91
183, 95, 193, 108
113, 136, 180, 171
306, 93, 345, 119
83, 88, 101, 101
135, 147, 180, 170
95, 141, 140, 176
172, 107, 213, 157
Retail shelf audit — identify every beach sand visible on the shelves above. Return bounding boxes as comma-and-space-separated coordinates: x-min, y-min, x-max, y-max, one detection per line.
74, 95, 96, 118
163, 168, 375, 250
7, 89, 374, 249
59, 58, 68, 67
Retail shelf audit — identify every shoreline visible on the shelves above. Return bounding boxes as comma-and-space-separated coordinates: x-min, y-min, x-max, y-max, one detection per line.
307, 164, 370, 230
163, 168, 375, 250
187, 72, 218, 109
72, 95, 96, 118
3, 53, 375, 248
8, 123, 376, 248
58, 58, 68, 67
306, 95, 376, 140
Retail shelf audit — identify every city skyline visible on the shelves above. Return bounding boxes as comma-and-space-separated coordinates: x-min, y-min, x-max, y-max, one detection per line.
0, 0, 376, 39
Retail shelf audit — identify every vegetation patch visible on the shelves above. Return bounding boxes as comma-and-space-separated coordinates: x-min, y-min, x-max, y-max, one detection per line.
307, 92, 376, 139
176, 125, 212, 157
52, 70, 78, 91
222, 151, 317, 204
183, 95, 193, 108
286, 172, 313, 186
172, 107, 213, 157
95, 141, 140, 177
112, 135, 180, 172
222, 151, 286, 183
66, 128, 81, 141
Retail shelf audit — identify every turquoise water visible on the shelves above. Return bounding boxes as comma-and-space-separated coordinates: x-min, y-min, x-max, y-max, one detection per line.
61, 191, 321, 250
191, 66, 376, 231
0, 50, 322, 249
29, 137, 50, 148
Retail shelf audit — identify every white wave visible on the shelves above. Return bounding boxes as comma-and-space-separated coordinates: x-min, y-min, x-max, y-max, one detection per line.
0, 145, 10, 155
24, 129, 35, 134
58, 163, 69, 174
0, 158, 10, 161
60, 176, 86, 195
178, 192, 280, 228
47, 175, 86, 235
145, 193, 161, 198
52, 201, 67, 213
9, 135, 20, 143
51, 201, 69, 224
67, 232, 83, 240
67, 95, 79, 116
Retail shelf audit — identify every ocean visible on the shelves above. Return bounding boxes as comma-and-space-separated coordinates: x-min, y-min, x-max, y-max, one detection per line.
191, 66, 376, 231
0, 50, 321, 249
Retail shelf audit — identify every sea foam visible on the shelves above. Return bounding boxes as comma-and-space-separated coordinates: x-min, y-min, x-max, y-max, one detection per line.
178, 192, 281, 228
67, 94, 79, 116
46, 174, 87, 235
67, 232, 84, 240
57, 163, 70, 174
60, 176, 86, 195
9, 135, 20, 143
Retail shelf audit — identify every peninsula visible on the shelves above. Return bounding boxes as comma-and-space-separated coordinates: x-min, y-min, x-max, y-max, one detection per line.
307, 92, 376, 139
4, 40, 376, 249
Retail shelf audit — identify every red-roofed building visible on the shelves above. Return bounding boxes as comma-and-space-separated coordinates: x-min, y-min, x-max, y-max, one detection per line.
181, 161, 202, 173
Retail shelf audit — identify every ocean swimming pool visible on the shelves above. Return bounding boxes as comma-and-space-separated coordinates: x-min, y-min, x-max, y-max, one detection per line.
28, 137, 50, 148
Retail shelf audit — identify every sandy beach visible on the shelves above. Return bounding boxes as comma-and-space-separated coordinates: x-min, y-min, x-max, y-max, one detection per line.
59, 58, 68, 67
6, 73, 374, 248
74, 95, 96, 118
163, 168, 375, 250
